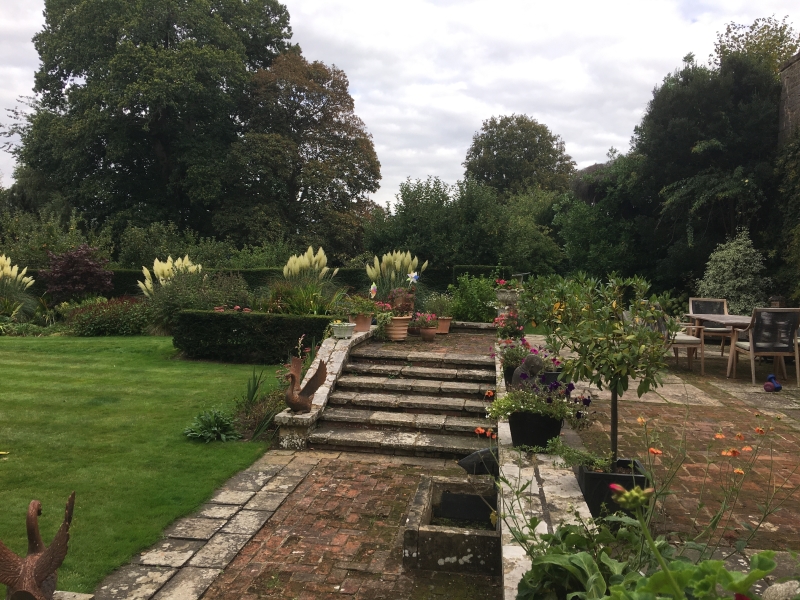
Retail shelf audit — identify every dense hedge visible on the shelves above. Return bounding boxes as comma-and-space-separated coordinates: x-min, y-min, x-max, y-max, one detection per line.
453, 265, 514, 281
172, 310, 335, 364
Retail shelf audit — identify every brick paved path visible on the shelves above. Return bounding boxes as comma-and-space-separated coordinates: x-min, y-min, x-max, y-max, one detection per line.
203, 453, 501, 600
575, 351, 800, 550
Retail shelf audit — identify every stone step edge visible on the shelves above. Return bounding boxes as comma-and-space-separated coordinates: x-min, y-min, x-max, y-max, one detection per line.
349, 348, 494, 367
343, 363, 495, 382
319, 407, 495, 433
335, 375, 495, 396
328, 391, 491, 414
308, 427, 491, 456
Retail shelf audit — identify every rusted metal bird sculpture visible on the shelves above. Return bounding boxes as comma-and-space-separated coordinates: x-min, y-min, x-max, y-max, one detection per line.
285, 357, 327, 414
0, 492, 75, 600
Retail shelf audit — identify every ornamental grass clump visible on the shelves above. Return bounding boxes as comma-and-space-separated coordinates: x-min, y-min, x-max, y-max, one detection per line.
366, 250, 428, 299
137, 255, 202, 298
0, 254, 36, 321
283, 246, 338, 282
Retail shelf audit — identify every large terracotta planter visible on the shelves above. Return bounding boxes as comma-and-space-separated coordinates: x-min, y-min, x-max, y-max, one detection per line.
437, 317, 452, 334
386, 316, 412, 341
420, 327, 437, 342
507, 412, 563, 448
352, 313, 373, 333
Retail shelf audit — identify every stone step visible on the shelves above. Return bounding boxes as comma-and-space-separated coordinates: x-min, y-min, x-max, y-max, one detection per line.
319, 407, 494, 434
335, 375, 494, 398
329, 390, 490, 415
349, 346, 495, 370
343, 362, 494, 382
307, 425, 492, 458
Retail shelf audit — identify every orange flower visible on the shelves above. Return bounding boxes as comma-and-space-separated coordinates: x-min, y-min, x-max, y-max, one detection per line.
721, 448, 741, 457
485, 428, 494, 438
714, 433, 726, 439
742, 446, 753, 452
485, 390, 495, 399
474, 427, 486, 435
734, 468, 745, 475
735, 433, 745, 441
648, 447, 663, 455
637, 417, 646, 425
491, 433, 497, 439
754, 427, 765, 435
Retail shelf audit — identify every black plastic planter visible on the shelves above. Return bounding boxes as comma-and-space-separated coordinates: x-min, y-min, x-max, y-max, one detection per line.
507, 412, 563, 448
577, 459, 647, 518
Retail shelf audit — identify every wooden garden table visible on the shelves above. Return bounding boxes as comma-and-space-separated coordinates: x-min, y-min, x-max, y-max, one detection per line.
685, 313, 753, 377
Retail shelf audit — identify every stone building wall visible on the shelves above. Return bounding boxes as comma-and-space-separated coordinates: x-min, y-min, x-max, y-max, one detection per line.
779, 52, 800, 145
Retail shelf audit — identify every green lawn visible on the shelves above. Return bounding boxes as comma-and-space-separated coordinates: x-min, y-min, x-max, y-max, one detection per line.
0, 337, 276, 593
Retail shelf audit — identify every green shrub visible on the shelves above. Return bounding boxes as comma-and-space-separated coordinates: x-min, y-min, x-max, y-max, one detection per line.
697, 230, 770, 315
69, 297, 149, 336
145, 270, 251, 333
172, 310, 334, 363
448, 274, 496, 322
184, 409, 242, 443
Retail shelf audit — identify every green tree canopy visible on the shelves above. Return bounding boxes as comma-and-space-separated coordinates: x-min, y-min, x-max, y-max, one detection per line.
711, 15, 800, 73
463, 114, 575, 196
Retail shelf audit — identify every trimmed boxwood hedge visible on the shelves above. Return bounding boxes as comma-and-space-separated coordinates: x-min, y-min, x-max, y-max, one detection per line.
172, 310, 335, 364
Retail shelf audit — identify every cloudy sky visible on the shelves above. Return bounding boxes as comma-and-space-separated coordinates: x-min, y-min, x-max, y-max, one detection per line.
0, 0, 798, 206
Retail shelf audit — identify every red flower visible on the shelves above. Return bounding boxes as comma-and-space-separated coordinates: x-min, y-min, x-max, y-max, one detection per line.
609, 483, 626, 494
754, 427, 765, 435
735, 432, 745, 441
474, 427, 486, 436
714, 433, 725, 439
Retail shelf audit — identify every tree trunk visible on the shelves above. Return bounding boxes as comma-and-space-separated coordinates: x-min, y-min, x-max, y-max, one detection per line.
610, 388, 618, 463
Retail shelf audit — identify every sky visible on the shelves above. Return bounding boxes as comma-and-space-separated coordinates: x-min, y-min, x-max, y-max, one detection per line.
0, 0, 798, 207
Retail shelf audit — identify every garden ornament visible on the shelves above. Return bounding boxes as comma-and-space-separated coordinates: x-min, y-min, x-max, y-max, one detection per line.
764, 374, 782, 393
0, 492, 75, 600
511, 354, 545, 388
285, 357, 328, 414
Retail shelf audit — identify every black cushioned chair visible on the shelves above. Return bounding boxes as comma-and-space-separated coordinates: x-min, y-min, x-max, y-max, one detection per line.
728, 308, 800, 386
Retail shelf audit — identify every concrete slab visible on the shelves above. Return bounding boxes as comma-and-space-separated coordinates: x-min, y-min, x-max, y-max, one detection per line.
221, 470, 273, 492
134, 539, 205, 568
245, 491, 289, 511
194, 504, 239, 520
188, 533, 252, 569
54, 593, 94, 600
351, 392, 400, 409
164, 518, 225, 541
370, 411, 415, 427
415, 414, 447, 430
261, 475, 304, 494
221, 509, 272, 535
208, 489, 255, 505
151, 567, 219, 600
94, 565, 175, 600
380, 431, 419, 451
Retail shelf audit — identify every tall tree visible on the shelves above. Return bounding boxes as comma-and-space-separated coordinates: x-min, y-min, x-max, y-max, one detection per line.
215, 52, 381, 256
463, 114, 575, 196
712, 15, 800, 73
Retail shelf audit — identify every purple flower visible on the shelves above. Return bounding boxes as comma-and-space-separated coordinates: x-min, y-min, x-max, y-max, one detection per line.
582, 396, 592, 406
519, 372, 529, 380
567, 383, 575, 392
548, 381, 560, 391
576, 411, 583, 419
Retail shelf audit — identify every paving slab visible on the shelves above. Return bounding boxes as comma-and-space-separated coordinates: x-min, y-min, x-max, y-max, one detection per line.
164, 518, 226, 541
244, 491, 289, 512
94, 565, 175, 600
188, 533, 252, 569
220, 470, 273, 492
401, 366, 458, 379
260, 475, 304, 494
397, 395, 465, 411
369, 411, 416, 428
321, 407, 371, 423
151, 567, 219, 600
134, 539, 205, 568
350, 392, 400, 408
208, 489, 255, 505
194, 504, 239, 520
221, 509, 272, 535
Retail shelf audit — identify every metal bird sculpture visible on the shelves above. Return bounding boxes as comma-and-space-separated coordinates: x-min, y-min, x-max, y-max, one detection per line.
285, 357, 327, 414
0, 492, 75, 600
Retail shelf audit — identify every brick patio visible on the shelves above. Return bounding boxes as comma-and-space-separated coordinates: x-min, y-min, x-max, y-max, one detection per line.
574, 348, 800, 550
202, 453, 501, 600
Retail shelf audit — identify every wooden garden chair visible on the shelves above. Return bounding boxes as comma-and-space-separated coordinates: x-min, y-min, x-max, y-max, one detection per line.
728, 308, 800, 386
689, 297, 733, 356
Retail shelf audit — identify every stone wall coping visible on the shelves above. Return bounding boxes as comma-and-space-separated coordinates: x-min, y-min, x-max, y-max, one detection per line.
275, 328, 375, 433
493, 342, 592, 600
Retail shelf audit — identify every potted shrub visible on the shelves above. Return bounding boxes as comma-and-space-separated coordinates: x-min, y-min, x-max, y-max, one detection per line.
493, 310, 524, 339
487, 385, 592, 448
343, 294, 376, 332
524, 274, 674, 515
497, 338, 562, 387
412, 312, 439, 342
423, 292, 454, 334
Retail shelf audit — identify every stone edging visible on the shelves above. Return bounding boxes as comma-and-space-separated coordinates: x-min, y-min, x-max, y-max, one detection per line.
493, 343, 592, 600
275, 327, 375, 449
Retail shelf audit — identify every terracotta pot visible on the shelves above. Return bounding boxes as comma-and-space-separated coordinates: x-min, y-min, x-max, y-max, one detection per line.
386, 316, 412, 341
420, 327, 437, 342
408, 326, 420, 336
437, 317, 452, 334
352, 313, 373, 333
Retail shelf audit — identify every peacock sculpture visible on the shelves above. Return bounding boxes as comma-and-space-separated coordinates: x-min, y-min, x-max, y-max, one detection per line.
0, 492, 75, 600
285, 357, 327, 414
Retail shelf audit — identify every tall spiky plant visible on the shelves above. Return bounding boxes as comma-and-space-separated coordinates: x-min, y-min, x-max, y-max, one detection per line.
138, 255, 202, 298
0, 255, 37, 321
283, 246, 339, 281
365, 250, 429, 299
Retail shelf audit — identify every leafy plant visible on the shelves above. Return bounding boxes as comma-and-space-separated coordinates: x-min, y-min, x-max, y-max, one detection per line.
487, 387, 592, 430
410, 312, 438, 329
422, 292, 453, 318
39, 244, 114, 304
523, 274, 675, 462
697, 229, 770, 315
68, 297, 149, 336
493, 310, 524, 338
184, 409, 242, 443
448, 274, 496, 323
496, 337, 562, 371
0, 254, 37, 321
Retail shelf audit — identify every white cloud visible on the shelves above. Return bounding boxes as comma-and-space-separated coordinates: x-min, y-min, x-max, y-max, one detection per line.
0, 0, 797, 207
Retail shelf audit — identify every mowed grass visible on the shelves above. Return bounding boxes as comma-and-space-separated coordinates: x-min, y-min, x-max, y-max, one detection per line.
0, 336, 276, 593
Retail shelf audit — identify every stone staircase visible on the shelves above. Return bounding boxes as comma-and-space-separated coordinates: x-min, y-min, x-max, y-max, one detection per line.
307, 343, 497, 458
